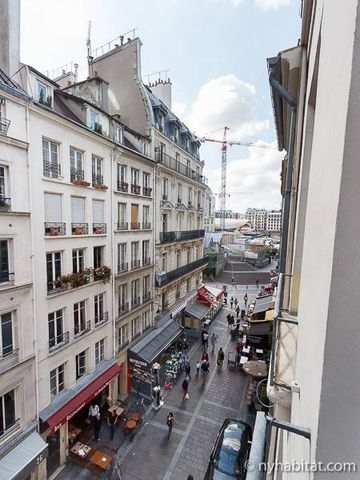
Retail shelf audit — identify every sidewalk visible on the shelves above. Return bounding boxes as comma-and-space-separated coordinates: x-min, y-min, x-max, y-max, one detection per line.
116, 306, 254, 480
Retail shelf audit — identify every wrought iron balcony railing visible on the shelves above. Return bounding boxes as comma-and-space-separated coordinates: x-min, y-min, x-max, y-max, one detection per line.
155, 151, 205, 184
131, 297, 141, 309
92, 174, 104, 185
94, 311, 109, 326
131, 184, 141, 194
143, 187, 152, 197
117, 262, 128, 274
49, 331, 70, 351
74, 320, 91, 337
159, 231, 176, 243
44, 222, 66, 236
159, 229, 205, 243
117, 340, 129, 353
43, 160, 61, 178
117, 222, 128, 231
93, 223, 107, 234
0, 271, 15, 285
118, 302, 129, 317
131, 222, 141, 230
117, 181, 129, 192
142, 222, 151, 230
71, 223, 88, 235
70, 168, 84, 182
142, 257, 151, 267
0, 116, 11, 136
143, 291, 151, 302
0, 196, 11, 211
131, 259, 140, 270
155, 256, 208, 287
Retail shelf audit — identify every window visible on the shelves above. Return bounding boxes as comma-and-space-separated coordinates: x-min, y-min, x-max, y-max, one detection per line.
92, 155, 103, 184
142, 206, 150, 226
50, 365, 65, 397
76, 351, 87, 379
177, 184, 182, 203
37, 81, 51, 106
117, 243, 127, 271
130, 204, 139, 228
188, 187, 193, 205
0, 166, 9, 204
131, 168, 139, 185
131, 317, 139, 338
117, 164, 127, 186
72, 248, 84, 273
46, 251, 61, 291
161, 253, 167, 272
93, 246, 103, 269
162, 214, 168, 233
113, 124, 123, 144
42, 139, 60, 178
186, 159, 191, 174
142, 240, 150, 265
174, 126, 179, 143
176, 250, 181, 268
131, 279, 139, 307
162, 178, 168, 199
92, 200, 105, 228
74, 300, 87, 336
89, 110, 98, 130
71, 196, 85, 224
94, 293, 104, 324
95, 339, 105, 365
142, 310, 150, 330
158, 114, 164, 131
175, 153, 180, 171
187, 249, 191, 264
48, 309, 64, 349
0, 312, 13, 357
70, 147, 84, 181
131, 242, 139, 268
0, 240, 11, 283
0, 390, 15, 436
118, 203, 127, 228
119, 284, 128, 313
143, 172, 150, 188
119, 324, 128, 349
143, 275, 150, 300
44, 193, 62, 226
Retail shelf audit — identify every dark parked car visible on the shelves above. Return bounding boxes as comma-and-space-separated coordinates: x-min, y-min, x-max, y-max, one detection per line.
205, 418, 252, 480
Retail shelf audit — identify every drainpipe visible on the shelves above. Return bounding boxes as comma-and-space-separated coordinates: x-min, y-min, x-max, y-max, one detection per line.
268, 72, 297, 387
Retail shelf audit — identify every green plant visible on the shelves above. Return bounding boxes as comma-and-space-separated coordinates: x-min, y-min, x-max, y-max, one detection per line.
93, 265, 111, 283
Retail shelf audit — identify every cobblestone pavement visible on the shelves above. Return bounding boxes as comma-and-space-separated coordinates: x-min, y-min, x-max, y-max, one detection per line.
116, 304, 255, 480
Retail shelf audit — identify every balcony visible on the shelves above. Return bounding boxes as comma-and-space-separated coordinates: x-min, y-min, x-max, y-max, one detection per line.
142, 257, 151, 267
43, 160, 61, 178
143, 187, 152, 197
131, 297, 141, 309
118, 302, 129, 317
131, 259, 140, 270
44, 222, 66, 236
155, 151, 204, 184
131, 184, 141, 195
117, 181, 129, 193
71, 223, 88, 235
159, 229, 205, 243
95, 311, 109, 326
142, 222, 151, 230
117, 222, 128, 231
117, 340, 129, 353
117, 262, 128, 274
49, 331, 70, 351
131, 222, 141, 230
74, 320, 91, 337
92, 174, 103, 185
143, 291, 151, 302
0, 196, 11, 212
155, 256, 208, 287
0, 271, 15, 286
70, 168, 90, 187
93, 223, 107, 234
0, 116, 11, 135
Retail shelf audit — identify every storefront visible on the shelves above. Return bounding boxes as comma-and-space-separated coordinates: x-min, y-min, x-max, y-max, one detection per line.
128, 318, 184, 400
0, 426, 48, 480
247, 294, 274, 321
183, 301, 211, 331
39, 359, 120, 476
247, 322, 272, 349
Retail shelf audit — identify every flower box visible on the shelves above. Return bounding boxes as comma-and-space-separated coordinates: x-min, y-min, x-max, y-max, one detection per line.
92, 183, 108, 191
71, 179, 90, 187
50, 227, 59, 236
74, 227, 85, 235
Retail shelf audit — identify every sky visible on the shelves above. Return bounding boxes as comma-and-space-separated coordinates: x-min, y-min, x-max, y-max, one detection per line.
21, 0, 301, 213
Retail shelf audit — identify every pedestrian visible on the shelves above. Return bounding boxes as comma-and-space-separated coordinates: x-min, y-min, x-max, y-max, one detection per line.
244, 293, 248, 307
236, 341, 242, 365
226, 313, 232, 329
234, 297, 238, 307
185, 361, 191, 380
93, 413, 101, 442
166, 411, 176, 439
203, 331, 209, 350
230, 296, 234, 309
201, 360, 209, 385
217, 348, 225, 368
196, 360, 201, 377
88, 402, 100, 427
201, 350, 209, 363
182, 378, 189, 401
153, 361, 160, 385
236, 305, 240, 319
210, 332, 217, 353
107, 410, 117, 440
256, 278, 259, 289
179, 354, 185, 372
183, 338, 189, 358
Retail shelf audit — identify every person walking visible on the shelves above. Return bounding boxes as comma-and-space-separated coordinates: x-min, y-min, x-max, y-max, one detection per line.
234, 297, 238, 308
256, 278, 259, 289
236, 305, 240, 319
201, 360, 209, 385
230, 296, 234, 309
185, 361, 191, 380
93, 413, 101, 442
226, 313, 232, 329
217, 348, 225, 368
182, 378, 189, 401
183, 338, 189, 358
107, 410, 117, 440
210, 333, 217, 354
196, 360, 201, 377
88, 403, 100, 427
201, 350, 209, 363
187, 476, 194, 480
244, 293, 248, 307
203, 331, 209, 350
167, 411, 176, 439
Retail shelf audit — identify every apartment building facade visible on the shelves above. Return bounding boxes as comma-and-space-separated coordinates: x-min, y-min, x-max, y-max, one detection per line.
266, 210, 282, 233
263, 1, 360, 478
204, 185, 215, 233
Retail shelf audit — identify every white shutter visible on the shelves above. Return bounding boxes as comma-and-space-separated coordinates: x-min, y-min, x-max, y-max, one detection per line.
45, 193, 62, 222
71, 197, 85, 223
93, 200, 104, 223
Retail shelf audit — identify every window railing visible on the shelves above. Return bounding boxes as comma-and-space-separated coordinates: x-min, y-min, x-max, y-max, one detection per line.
143, 187, 152, 197
117, 181, 129, 193
131, 259, 140, 270
162, 194, 168, 201
70, 168, 85, 182
93, 223, 107, 234
44, 222, 66, 236
117, 340, 129, 353
131, 222, 141, 230
131, 184, 141, 195
155, 151, 205, 184
71, 223, 88, 235
159, 229, 205, 243
0, 346, 18, 360
117, 222, 128, 231
118, 302, 129, 317
43, 160, 61, 178
74, 320, 91, 337
155, 256, 208, 287
142, 222, 151, 230
95, 311, 109, 326
0, 117, 11, 136
142, 257, 151, 266
159, 231, 176, 243
117, 262, 128, 274
49, 331, 70, 351
143, 291, 151, 302
131, 297, 141, 309
0, 196, 11, 211
92, 174, 103, 185
0, 271, 14, 285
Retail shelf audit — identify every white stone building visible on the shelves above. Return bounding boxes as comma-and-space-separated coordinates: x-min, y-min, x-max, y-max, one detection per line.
266, 210, 282, 232
204, 185, 215, 232
245, 208, 268, 231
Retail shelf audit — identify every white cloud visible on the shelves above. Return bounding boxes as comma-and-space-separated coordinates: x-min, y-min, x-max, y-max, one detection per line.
254, 0, 292, 11
185, 74, 269, 139
172, 102, 187, 118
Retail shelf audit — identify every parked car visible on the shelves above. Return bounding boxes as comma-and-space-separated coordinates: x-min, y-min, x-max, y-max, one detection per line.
204, 418, 252, 479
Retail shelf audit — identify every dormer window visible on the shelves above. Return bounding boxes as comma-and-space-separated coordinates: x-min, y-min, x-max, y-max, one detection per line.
37, 81, 52, 108
89, 110, 102, 134
113, 124, 123, 144
158, 113, 164, 132
174, 126, 178, 143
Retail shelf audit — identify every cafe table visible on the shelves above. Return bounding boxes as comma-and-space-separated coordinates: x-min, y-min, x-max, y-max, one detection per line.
71, 442, 92, 458
125, 419, 137, 433
90, 450, 112, 470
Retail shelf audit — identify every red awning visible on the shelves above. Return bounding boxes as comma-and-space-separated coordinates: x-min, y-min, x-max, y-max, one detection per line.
197, 287, 213, 306
47, 363, 120, 432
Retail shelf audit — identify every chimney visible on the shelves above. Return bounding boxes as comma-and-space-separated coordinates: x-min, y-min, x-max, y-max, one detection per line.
0, 0, 20, 78
150, 78, 172, 110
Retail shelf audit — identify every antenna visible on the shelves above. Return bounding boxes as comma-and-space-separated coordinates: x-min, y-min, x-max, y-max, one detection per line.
87, 21, 93, 77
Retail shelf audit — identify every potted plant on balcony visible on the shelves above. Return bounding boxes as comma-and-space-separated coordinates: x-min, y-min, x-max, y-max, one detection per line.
74, 225, 85, 235
92, 183, 108, 191
93, 265, 111, 284
119, 181, 128, 192
94, 225, 105, 234
71, 178, 90, 187
49, 226, 59, 236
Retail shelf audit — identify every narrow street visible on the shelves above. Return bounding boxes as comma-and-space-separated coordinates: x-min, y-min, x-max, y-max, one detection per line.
116, 298, 256, 480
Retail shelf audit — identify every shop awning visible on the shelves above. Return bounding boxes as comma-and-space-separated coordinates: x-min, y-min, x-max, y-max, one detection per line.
252, 295, 273, 314
0, 431, 48, 480
39, 358, 120, 432
197, 284, 224, 306
129, 318, 183, 366
205, 285, 224, 299
184, 302, 210, 320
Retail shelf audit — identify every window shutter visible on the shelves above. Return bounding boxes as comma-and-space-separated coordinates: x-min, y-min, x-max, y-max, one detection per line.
71, 197, 85, 223
93, 200, 104, 223
45, 193, 62, 222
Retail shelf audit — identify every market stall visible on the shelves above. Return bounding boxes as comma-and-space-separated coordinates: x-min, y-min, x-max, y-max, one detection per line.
183, 301, 211, 331
197, 284, 224, 321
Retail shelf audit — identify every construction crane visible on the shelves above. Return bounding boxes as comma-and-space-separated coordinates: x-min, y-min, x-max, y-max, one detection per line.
199, 127, 276, 231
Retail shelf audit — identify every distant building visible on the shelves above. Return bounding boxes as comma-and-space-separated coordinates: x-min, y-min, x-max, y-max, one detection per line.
204, 186, 215, 232
266, 210, 282, 232
214, 209, 241, 219
245, 208, 282, 232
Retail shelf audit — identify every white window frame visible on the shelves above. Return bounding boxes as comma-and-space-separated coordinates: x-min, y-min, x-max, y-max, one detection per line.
95, 339, 105, 365
46, 251, 61, 290
94, 293, 104, 324
70, 147, 84, 180
0, 311, 14, 357
72, 248, 85, 273
0, 389, 16, 435
48, 309, 64, 349
73, 300, 87, 336
50, 364, 65, 397
119, 324, 128, 348
113, 124, 123, 144
42, 138, 60, 178
117, 164, 127, 184
131, 168, 139, 186
76, 350, 87, 379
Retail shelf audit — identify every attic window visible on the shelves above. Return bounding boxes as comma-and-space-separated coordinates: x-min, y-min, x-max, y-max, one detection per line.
37, 81, 52, 108
158, 113, 164, 132
113, 124, 123, 144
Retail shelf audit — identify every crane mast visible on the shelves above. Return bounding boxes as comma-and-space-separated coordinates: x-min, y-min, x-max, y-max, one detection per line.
220, 127, 229, 231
